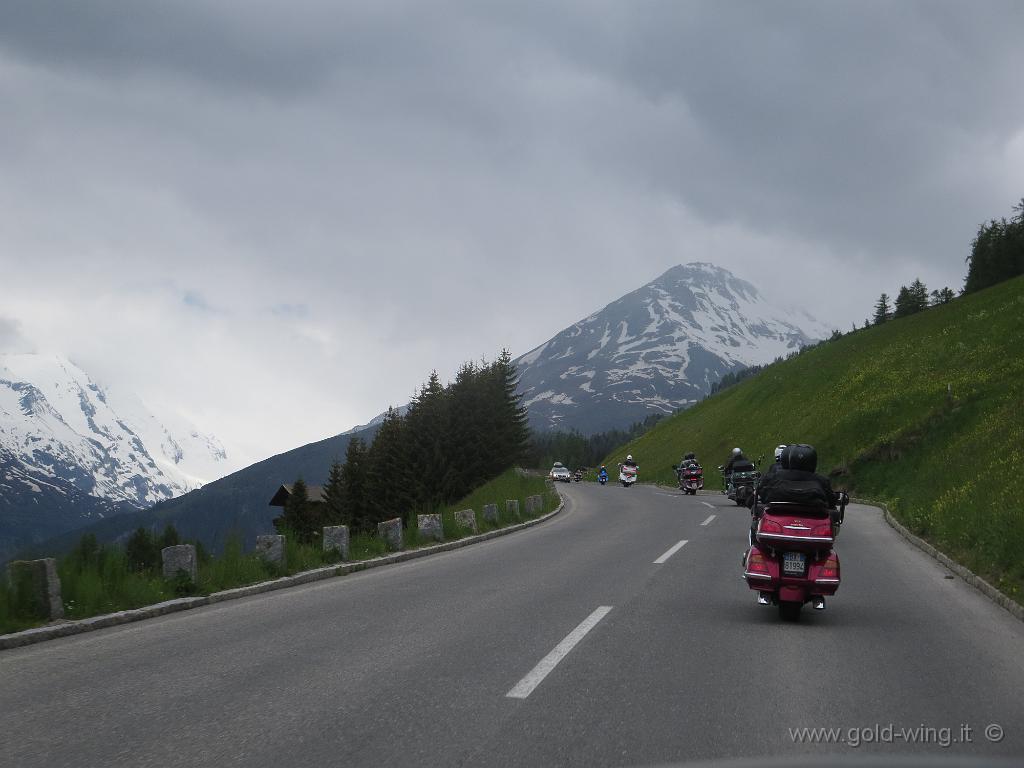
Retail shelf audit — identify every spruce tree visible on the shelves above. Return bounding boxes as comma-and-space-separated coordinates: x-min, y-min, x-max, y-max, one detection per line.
893, 286, 914, 318
125, 527, 159, 572
873, 293, 891, 324
964, 201, 1024, 293
444, 361, 488, 500
366, 407, 413, 528
322, 458, 346, 525
490, 349, 530, 472
341, 437, 371, 533
405, 372, 449, 511
909, 278, 929, 311
274, 476, 319, 543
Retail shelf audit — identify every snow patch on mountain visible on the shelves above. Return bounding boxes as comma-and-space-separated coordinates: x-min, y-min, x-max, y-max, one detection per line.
0, 353, 232, 510
514, 262, 830, 434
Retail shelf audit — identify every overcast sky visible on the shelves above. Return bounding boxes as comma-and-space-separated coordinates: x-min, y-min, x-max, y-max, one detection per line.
1, 1, 1022, 468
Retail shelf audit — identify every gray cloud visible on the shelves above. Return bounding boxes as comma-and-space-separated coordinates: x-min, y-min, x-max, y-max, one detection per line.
0, 317, 33, 354
0, 1, 1020, 462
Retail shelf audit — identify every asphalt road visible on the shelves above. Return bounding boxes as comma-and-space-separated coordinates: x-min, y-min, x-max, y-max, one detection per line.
2, 483, 1023, 767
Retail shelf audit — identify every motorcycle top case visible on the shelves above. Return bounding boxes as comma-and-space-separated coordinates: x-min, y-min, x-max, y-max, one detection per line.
755, 502, 835, 552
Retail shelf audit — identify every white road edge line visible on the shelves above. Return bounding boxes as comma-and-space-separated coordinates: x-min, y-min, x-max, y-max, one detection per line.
701, 501, 715, 508
506, 606, 613, 699
653, 539, 689, 564
700, 514, 716, 526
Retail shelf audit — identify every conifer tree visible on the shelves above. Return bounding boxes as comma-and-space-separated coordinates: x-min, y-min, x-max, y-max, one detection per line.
909, 278, 929, 311
322, 458, 346, 525
341, 437, 371, 533
893, 286, 914, 318
490, 349, 530, 472
366, 408, 413, 528
405, 372, 449, 511
444, 361, 488, 500
125, 527, 159, 572
964, 200, 1024, 293
873, 293, 891, 324
274, 476, 319, 543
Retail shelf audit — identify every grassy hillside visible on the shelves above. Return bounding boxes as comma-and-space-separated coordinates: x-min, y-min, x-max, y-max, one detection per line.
606, 275, 1024, 603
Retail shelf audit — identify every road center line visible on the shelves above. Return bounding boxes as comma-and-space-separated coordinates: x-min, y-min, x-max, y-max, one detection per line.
654, 539, 689, 564
506, 606, 613, 699
701, 501, 715, 508
700, 514, 716, 526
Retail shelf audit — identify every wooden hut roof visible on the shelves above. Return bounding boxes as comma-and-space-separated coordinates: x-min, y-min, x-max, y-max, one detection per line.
268, 483, 326, 507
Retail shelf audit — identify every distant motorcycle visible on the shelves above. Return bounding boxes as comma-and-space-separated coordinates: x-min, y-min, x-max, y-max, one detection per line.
721, 457, 761, 506
598, 470, 608, 486
573, 469, 583, 482
743, 492, 848, 620
619, 464, 638, 488
678, 464, 704, 495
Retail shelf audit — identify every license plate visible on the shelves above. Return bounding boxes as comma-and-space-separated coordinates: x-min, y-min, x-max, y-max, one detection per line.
783, 552, 806, 575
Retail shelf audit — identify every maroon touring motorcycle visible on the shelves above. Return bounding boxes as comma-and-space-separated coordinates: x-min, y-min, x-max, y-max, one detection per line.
743, 492, 848, 621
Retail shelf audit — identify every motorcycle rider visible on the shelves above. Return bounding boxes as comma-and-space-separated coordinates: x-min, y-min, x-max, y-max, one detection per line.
721, 447, 750, 492
757, 444, 835, 505
722, 447, 747, 473
598, 465, 609, 482
622, 454, 638, 469
748, 444, 788, 542
676, 452, 695, 481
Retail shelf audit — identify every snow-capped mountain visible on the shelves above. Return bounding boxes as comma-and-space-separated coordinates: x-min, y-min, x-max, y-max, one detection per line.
514, 262, 831, 434
0, 353, 232, 559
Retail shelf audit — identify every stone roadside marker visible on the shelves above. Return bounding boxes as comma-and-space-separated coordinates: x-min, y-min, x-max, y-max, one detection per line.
455, 508, 478, 533
6, 559, 63, 621
161, 544, 197, 583
417, 513, 444, 542
323, 525, 350, 560
506, 499, 520, 519
256, 534, 286, 566
379, 518, 403, 551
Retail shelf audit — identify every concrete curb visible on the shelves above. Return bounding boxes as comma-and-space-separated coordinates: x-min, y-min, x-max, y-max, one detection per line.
858, 497, 1024, 623
1, 493, 565, 651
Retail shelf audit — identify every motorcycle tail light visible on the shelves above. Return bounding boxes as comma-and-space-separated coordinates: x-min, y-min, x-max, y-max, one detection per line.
820, 554, 839, 579
760, 518, 783, 534
811, 523, 833, 537
747, 552, 769, 574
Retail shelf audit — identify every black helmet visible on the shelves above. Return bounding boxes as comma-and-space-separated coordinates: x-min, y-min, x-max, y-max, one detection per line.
781, 444, 817, 472
684, 452, 695, 460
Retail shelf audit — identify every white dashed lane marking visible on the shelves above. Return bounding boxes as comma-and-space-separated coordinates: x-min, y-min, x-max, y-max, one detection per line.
653, 539, 689, 564
506, 606, 613, 699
